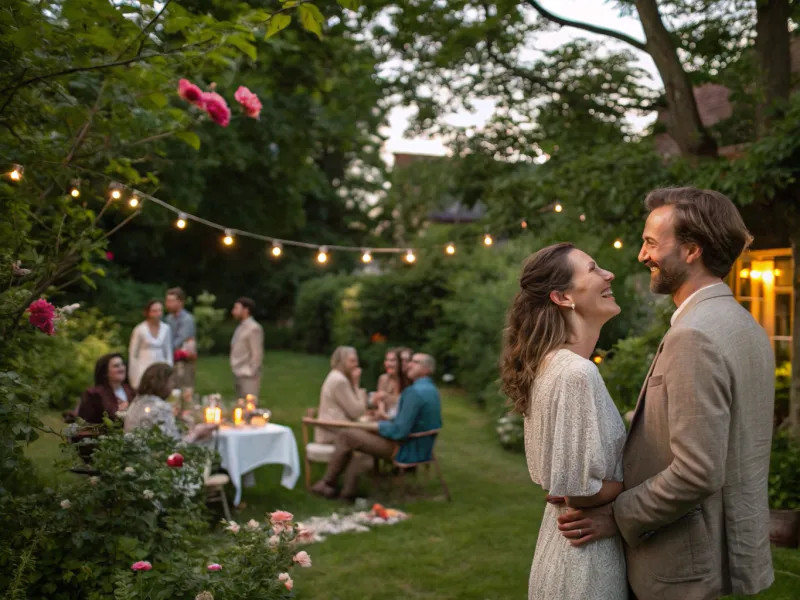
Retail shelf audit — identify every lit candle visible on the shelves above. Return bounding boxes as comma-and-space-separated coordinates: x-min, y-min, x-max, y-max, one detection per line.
234, 407, 243, 426
214, 407, 221, 424
204, 407, 214, 424
246, 401, 256, 412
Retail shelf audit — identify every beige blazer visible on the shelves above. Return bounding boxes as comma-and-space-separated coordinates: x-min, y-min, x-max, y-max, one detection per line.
315, 369, 366, 444
229, 317, 264, 379
616, 285, 775, 600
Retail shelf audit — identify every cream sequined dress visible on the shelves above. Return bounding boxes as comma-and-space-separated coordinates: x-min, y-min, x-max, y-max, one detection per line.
524, 349, 627, 600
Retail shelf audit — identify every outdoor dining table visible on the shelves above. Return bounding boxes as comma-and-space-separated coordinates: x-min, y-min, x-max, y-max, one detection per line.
213, 422, 301, 506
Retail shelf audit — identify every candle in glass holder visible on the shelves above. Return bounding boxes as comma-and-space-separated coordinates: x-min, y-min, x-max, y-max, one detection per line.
204, 407, 214, 424
233, 407, 243, 426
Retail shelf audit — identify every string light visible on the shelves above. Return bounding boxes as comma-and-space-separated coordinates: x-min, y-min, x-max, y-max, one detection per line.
108, 183, 122, 200
271, 241, 283, 258
405, 249, 416, 264
176, 213, 187, 229
69, 180, 80, 198
521, 219, 527, 229
445, 243, 456, 255
223, 229, 234, 246
554, 203, 563, 213
361, 250, 372, 263
483, 233, 493, 247
128, 195, 140, 208
317, 246, 329, 264
613, 239, 623, 249
8, 164, 23, 181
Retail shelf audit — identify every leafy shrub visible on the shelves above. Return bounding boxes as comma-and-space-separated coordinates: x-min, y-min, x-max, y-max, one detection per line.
293, 274, 354, 354
774, 361, 790, 428
85, 272, 165, 343
18, 307, 123, 410
496, 412, 524, 453
194, 291, 227, 354
768, 428, 800, 510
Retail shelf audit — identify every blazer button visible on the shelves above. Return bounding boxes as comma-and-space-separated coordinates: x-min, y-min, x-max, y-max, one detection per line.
625, 463, 632, 469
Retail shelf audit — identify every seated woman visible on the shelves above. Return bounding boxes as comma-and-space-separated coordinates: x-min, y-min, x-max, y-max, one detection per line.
124, 363, 215, 443
77, 353, 135, 424
373, 348, 410, 419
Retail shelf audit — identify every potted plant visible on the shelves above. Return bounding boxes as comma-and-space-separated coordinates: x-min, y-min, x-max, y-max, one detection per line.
768, 428, 800, 548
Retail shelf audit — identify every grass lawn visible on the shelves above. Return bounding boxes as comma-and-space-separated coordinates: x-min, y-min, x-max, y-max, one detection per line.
26, 352, 799, 599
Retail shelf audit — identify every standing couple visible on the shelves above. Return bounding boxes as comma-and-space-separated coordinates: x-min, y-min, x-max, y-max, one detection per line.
503, 188, 775, 600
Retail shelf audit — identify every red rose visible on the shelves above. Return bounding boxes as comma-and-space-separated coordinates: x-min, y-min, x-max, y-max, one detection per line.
174, 349, 189, 362
28, 298, 56, 336
167, 453, 184, 467
178, 79, 203, 106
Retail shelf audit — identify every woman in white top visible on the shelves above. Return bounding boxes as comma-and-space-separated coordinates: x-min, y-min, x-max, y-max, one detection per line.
501, 243, 627, 600
128, 299, 173, 389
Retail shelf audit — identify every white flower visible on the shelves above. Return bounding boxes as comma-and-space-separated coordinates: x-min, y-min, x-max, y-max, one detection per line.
268, 535, 280, 547
246, 519, 260, 531
65, 423, 79, 437
143, 489, 155, 500
89, 476, 99, 486
60, 499, 71, 509
59, 303, 80, 315
116, 410, 127, 419
226, 521, 240, 534
442, 373, 455, 383
124, 466, 135, 474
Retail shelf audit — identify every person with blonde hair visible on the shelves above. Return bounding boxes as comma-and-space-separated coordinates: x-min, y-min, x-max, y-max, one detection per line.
315, 346, 367, 444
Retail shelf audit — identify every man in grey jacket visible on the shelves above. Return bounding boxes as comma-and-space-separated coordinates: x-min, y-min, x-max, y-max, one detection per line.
558, 188, 775, 600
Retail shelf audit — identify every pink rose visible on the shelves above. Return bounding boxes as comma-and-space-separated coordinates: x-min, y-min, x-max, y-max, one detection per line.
131, 561, 152, 572
279, 573, 293, 591
178, 79, 203, 106
292, 550, 312, 568
295, 526, 315, 543
207, 563, 222, 571
28, 298, 55, 336
201, 92, 230, 127
234, 86, 262, 120
270, 510, 293, 523
106, 251, 114, 261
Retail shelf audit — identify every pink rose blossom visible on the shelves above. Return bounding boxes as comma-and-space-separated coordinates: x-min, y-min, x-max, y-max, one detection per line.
295, 526, 315, 543
268, 535, 280, 547
246, 519, 260, 530
225, 520, 240, 534
178, 79, 203, 106
279, 573, 294, 591
292, 550, 312, 568
234, 86, 262, 120
201, 92, 230, 127
131, 561, 152, 572
106, 251, 114, 261
207, 563, 222, 572
270, 510, 293, 523
28, 298, 56, 336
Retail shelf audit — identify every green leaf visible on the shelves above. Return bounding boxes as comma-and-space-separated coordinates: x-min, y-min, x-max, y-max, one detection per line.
266, 13, 292, 39
164, 16, 193, 34
175, 131, 201, 151
298, 4, 324, 40
228, 36, 258, 61
337, 0, 361, 10
149, 93, 168, 108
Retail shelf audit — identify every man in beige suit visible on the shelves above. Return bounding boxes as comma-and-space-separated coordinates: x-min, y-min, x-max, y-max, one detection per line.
558, 188, 775, 599
230, 297, 264, 400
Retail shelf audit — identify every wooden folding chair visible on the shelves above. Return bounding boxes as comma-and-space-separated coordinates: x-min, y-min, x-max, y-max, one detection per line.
203, 460, 232, 521
391, 429, 451, 502
301, 408, 337, 489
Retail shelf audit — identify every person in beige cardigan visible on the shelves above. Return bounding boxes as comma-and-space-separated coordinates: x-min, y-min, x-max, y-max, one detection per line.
315, 346, 368, 444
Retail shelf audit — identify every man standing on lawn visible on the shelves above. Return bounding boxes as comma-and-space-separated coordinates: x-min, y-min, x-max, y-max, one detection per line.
165, 287, 197, 391
311, 353, 442, 500
230, 297, 264, 401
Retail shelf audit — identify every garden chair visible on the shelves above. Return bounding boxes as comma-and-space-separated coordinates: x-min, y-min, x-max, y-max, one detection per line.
301, 408, 337, 489
387, 429, 451, 503
203, 461, 232, 521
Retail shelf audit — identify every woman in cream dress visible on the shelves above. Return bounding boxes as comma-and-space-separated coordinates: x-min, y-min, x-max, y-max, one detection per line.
501, 243, 627, 600
128, 299, 173, 389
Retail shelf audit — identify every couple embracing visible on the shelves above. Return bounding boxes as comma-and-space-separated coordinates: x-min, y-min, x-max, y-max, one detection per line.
503, 188, 775, 600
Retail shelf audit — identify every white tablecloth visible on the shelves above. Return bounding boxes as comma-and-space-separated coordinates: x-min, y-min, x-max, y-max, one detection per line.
213, 423, 300, 506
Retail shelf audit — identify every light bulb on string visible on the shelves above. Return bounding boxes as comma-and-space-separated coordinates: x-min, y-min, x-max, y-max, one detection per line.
484, 233, 493, 247
8, 164, 23, 181
361, 250, 372, 263
405, 249, 416, 264
271, 241, 283, 258
128, 195, 140, 208
176, 213, 187, 229
69, 180, 80, 198
317, 246, 329, 264
223, 229, 234, 246
554, 203, 563, 213
445, 242, 456, 256
108, 183, 122, 200
613, 239, 623, 250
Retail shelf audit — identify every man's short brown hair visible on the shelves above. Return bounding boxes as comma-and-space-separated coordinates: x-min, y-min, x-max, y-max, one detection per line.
166, 287, 186, 302
236, 297, 256, 315
644, 187, 753, 278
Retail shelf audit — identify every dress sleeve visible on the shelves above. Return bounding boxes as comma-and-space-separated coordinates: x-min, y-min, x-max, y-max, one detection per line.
546, 364, 607, 497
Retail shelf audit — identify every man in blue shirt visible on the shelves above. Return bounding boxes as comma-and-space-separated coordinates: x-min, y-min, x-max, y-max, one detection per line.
311, 353, 443, 500
165, 287, 197, 390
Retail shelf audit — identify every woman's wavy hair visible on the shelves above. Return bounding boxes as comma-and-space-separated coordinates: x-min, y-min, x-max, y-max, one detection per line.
501, 243, 576, 416
136, 363, 173, 399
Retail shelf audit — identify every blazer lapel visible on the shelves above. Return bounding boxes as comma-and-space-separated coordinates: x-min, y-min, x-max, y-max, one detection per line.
627, 338, 665, 435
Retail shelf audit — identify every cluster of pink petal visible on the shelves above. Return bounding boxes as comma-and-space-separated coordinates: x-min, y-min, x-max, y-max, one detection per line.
28, 298, 56, 335
177, 79, 261, 126
292, 551, 312, 568
207, 563, 222, 572
131, 561, 152, 572
279, 572, 294, 590
234, 86, 262, 119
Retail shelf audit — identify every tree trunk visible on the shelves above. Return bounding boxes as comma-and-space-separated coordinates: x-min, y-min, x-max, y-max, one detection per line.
633, 0, 718, 157
790, 234, 800, 436
754, 0, 792, 136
